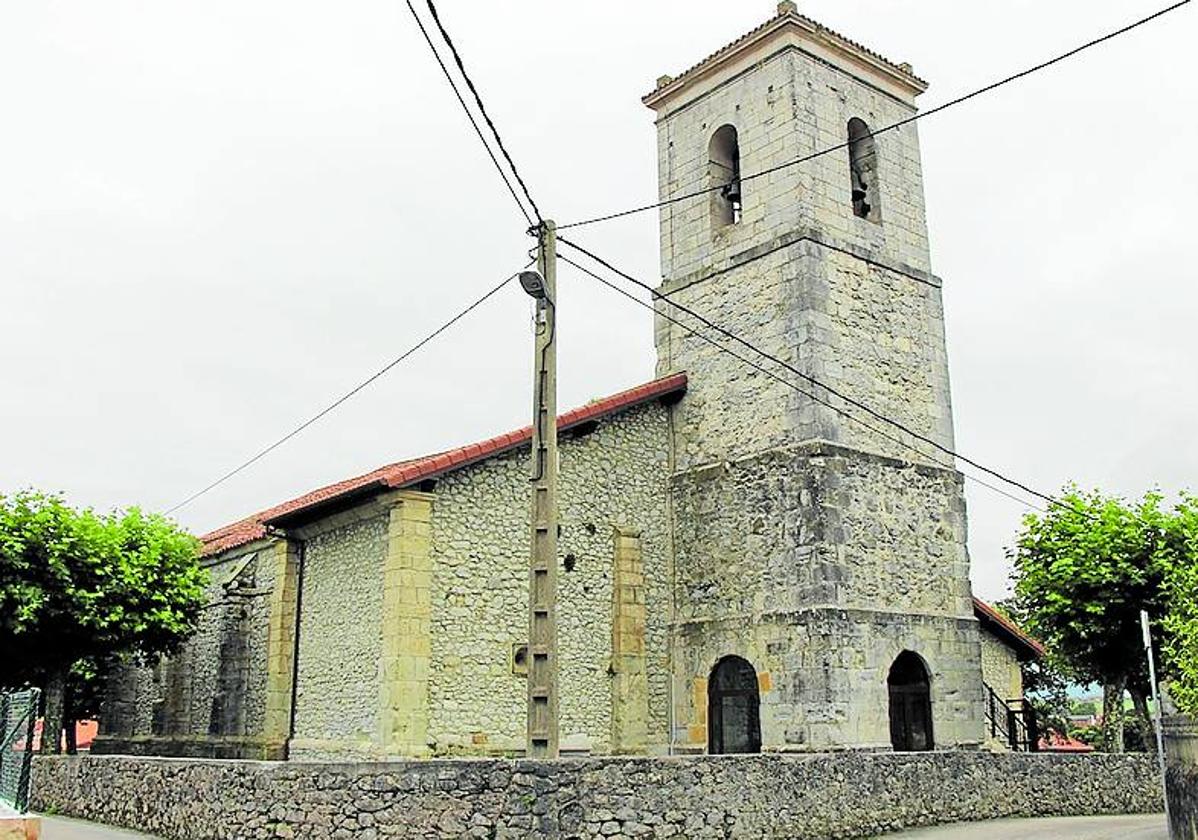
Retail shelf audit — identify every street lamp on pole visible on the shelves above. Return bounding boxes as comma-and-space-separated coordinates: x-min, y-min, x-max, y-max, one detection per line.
523, 221, 559, 759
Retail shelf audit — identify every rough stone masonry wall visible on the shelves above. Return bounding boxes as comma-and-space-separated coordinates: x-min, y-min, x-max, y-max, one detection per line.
808, 247, 955, 462
32, 752, 1162, 840
654, 46, 950, 472
654, 47, 929, 283
656, 240, 952, 469
668, 441, 982, 751
96, 547, 275, 756
978, 632, 1023, 701
655, 242, 799, 469
1165, 712, 1198, 840
427, 402, 672, 756
97, 400, 671, 761
291, 516, 388, 759
1170, 762, 1198, 840
647, 15, 981, 756
669, 444, 970, 624
790, 51, 932, 274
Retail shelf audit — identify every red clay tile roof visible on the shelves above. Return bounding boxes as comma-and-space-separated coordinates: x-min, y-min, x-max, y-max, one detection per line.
198, 373, 688, 558
973, 596, 1045, 660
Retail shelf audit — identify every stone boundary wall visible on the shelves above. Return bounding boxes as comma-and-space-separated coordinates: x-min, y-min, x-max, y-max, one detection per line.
33, 752, 1160, 840
1166, 713, 1198, 839
1169, 763, 1198, 840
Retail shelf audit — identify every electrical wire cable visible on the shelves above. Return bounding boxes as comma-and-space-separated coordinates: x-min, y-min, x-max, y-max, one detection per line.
170, 3, 549, 516
558, 236, 1065, 510
559, 253, 1046, 514
165, 266, 529, 515
168, 4, 1176, 518
660, 232, 940, 301
423, 0, 544, 225
557, 0, 1192, 230
403, 0, 532, 225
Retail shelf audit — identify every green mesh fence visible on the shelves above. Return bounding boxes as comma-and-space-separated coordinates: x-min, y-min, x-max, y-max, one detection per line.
0, 689, 40, 813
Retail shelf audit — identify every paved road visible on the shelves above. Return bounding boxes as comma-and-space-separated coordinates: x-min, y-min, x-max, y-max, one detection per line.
875, 813, 1167, 839
38, 816, 158, 840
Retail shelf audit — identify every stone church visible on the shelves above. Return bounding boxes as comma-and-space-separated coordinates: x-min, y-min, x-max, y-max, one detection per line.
98, 3, 1041, 761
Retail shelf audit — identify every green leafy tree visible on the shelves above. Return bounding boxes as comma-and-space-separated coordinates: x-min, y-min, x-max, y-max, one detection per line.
1162, 496, 1198, 715
61, 657, 108, 754
0, 491, 207, 752
1070, 723, 1102, 748
1020, 654, 1074, 738
1010, 487, 1198, 751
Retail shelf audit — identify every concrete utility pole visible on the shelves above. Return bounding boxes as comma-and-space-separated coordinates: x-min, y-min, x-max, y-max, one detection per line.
525, 220, 559, 759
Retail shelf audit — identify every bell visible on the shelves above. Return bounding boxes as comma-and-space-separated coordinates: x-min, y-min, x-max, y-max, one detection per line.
721, 178, 742, 204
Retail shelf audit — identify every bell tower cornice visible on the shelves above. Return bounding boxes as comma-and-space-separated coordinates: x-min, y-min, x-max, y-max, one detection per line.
643, 2, 928, 116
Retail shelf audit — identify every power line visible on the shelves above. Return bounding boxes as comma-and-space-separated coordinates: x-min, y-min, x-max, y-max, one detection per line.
170, 1, 552, 518
558, 253, 1045, 514
558, 235, 1065, 510
165, 267, 527, 515
660, 232, 940, 302
403, 0, 532, 225
558, 0, 1192, 230
423, 0, 544, 225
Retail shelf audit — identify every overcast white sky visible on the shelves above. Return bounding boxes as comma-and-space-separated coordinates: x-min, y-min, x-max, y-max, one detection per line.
2, 1, 1195, 600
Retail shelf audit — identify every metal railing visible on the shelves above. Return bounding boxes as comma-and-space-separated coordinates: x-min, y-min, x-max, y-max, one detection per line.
0, 689, 40, 813
983, 681, 1039, 752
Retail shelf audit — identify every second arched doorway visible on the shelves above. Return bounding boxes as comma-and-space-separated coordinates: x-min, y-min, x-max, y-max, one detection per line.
707, 655, 761, 754
887, 650, 933, 751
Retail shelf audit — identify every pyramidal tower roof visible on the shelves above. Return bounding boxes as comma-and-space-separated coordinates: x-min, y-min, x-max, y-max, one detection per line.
643, 1, 928, 113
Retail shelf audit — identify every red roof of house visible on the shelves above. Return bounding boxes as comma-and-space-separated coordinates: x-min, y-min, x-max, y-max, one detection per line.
972, 596, 1045, 660
199, 373, 688, 558
1039, 731, 1094, 753
32, 719, 97, 752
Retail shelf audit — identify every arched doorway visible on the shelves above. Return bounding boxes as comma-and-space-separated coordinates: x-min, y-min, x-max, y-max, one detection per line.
707, 656, 761, 754
888, 651, 933, 751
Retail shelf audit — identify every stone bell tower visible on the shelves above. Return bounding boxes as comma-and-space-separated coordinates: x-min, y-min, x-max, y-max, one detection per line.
646, 3, 985, 752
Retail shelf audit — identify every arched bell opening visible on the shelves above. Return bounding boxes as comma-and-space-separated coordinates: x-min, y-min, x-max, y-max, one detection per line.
708, 124, 742, 228
847, 117, 881, 222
